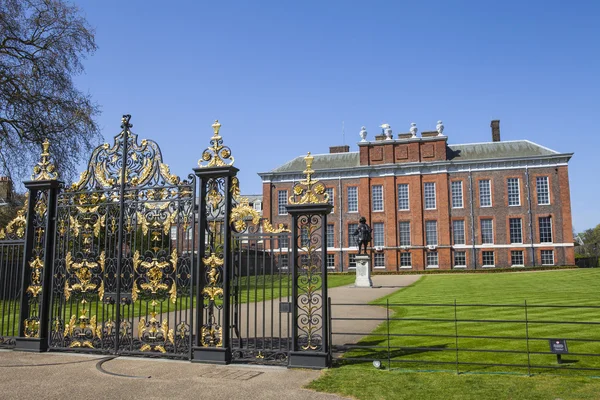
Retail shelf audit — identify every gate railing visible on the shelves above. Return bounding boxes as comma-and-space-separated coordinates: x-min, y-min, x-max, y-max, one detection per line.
0, 240, 25, 346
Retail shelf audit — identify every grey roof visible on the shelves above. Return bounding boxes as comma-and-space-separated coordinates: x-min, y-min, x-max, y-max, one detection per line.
243, 194, 263, 203
265, 140, 563, 174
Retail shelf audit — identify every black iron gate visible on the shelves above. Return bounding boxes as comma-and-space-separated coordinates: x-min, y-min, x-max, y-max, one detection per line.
230, 230, 292, 365
48, 116, 195, 357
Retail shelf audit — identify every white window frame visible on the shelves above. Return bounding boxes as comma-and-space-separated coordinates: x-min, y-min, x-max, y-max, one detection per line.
348, 254, 357, 269
278, 190, 288, 215
509, 218, 523, 244
170, 226, 177, 240
480, 219, 494, 244
372, 185, 384, 212
507, 178, 521, 206
374, 253, 385, 269
373, 222, 384, 247
425, 220, 438, 246
451, 181, 463, 209
426, 251, 439, 268
399, 221, 411, 246
536, 176, 550, 205
539, 217, 553, 243
511, 250, 524, 267
347, 187, 358, 213
326, 224, 335, 248
479, 179, 492, 207
424, 182, 436, 210
325, 187, 334, 213
348, 223, 358, 248
482, 251, 495, 267
541, 250, 555, 265
400, 252, 412, 269
454, 251, 466, 268
452, 220, 465, 245
398, 183, 409, 211
326, 254, 335, 269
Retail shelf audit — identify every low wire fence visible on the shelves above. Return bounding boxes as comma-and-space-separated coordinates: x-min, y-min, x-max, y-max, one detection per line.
328, 300, 600, 376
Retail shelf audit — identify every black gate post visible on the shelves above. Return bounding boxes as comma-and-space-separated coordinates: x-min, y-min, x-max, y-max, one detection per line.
192, 120, 238, 364
15, 140, 62, 352
286, 152, 332, 369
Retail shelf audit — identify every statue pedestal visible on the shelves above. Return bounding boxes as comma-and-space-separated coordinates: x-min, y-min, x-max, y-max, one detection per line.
354, 255, 373, 288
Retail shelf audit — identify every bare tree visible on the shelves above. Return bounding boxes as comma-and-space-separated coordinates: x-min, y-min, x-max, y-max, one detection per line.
0, 0, 101, 184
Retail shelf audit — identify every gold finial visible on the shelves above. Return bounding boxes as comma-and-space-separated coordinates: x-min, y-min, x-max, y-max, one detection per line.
198, 120, 234, 168
288, 152, 329, 205
211, 120, 221, 136
32, 138, 58, 181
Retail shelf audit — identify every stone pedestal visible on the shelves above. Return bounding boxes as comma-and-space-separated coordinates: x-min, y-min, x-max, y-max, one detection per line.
354, 255, 373, 287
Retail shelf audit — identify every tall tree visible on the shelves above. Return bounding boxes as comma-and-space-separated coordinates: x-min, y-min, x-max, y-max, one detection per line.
0, 0, 101, 183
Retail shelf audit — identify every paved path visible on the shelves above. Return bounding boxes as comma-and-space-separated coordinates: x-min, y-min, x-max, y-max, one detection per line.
0, 275, 422, 400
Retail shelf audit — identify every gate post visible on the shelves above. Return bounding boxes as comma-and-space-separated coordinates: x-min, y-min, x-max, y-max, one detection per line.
286, 152, 332, 369
192, 120, 238, 364
15, 140, 62, 352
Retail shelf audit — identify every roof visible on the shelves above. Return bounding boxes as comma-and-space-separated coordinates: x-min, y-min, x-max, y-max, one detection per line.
265, 140, 563, 174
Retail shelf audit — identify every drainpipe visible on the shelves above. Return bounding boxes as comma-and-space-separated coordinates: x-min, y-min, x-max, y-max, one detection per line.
468, 168, 476, 269
525, 166, 536, 266
338, 177, 344, 272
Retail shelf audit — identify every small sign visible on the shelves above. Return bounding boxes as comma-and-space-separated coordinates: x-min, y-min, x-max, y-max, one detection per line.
549, 339, 568, 354
279, 302, 292, 313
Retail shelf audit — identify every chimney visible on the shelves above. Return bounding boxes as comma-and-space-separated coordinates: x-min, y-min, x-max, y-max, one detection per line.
491, 120, 500, 142
329, 145, 350, 154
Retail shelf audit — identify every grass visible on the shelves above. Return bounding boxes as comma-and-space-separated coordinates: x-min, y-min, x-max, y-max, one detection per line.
1, 274, 355, 335
308, 269, 600, 400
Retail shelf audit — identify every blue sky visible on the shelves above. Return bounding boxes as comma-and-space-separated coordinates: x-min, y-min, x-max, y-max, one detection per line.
72, 0, 599, 232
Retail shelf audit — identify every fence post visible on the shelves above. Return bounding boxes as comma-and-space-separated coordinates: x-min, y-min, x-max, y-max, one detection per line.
191, 120, 238, 364
287, 152, 332, 369
454, 299, 459, 375
15, 140, 62, 352
387, 299, 391, 370
525, 300, 531, 376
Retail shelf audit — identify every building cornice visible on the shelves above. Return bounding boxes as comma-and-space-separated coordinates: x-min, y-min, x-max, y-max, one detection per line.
258, 153, 573, 183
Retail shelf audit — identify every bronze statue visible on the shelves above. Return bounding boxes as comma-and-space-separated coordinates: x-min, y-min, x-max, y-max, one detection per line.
353, 217, 372, 255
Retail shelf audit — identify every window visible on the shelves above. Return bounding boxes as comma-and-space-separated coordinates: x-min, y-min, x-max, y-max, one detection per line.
398, 184, 409, 210
424, 182, 436, 209
300, 226, 309, 247
253, 201, 262, 211
427, 251, 438, 267
539, 217, 553, 243
507, 178, 520, 206
511, 250, 524, 266
373, 223, 384, 247
425, 221, 438, 246
348, 254, 357, 268
279, 235, 289, 249
170, 226, 177, 240
454, 251, 466, 267
479, 180, 491, 207
536, 177, 550, 205
278, 190, 288, 215
327, 224, 334, 248
400, 252, 412, 268
509, 218, 523, 244
372, 185, 383, 211
326, 254, 335, 269
348, 223, 358, 247
541, 250, 554, 265
347, 187, 358, 212
279, 254, 288, 270
374, 253, 385, 268
452, 220, 465, 245
482, 251, 495, 267
451, 181, 463, 208
325, 187, 334, 212
480, 219, 494, 244
399, 221, 411, 246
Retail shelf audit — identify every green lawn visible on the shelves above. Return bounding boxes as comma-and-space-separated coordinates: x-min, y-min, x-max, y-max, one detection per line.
309, 269, 600, 400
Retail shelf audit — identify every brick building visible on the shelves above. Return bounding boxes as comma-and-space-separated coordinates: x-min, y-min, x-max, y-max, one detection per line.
258, 121, 574, 271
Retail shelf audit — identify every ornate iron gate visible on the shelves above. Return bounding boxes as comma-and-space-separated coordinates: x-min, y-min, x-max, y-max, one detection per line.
48, 116, 195, 358
230, 230, 292, 365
